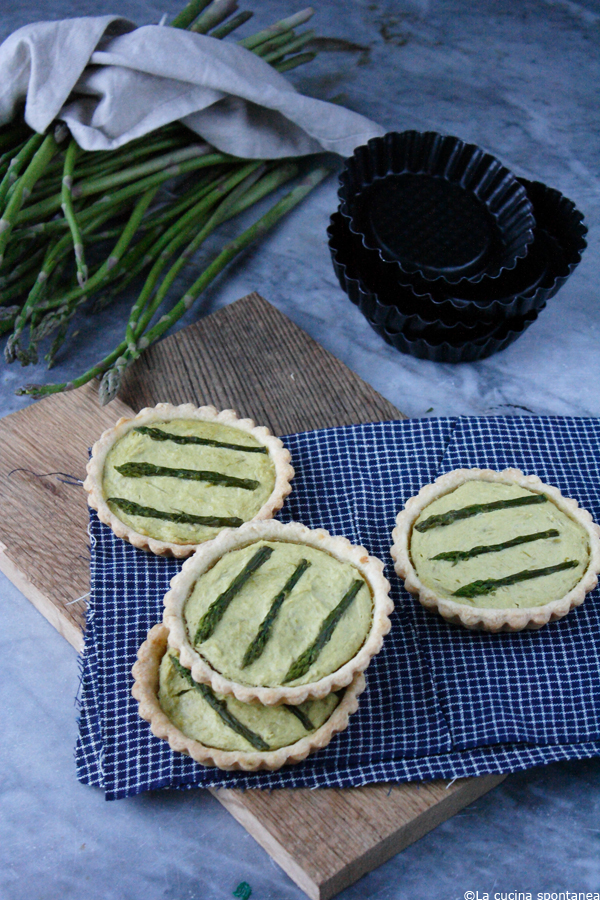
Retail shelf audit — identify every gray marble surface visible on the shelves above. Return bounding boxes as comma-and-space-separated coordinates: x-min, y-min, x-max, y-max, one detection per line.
2, 0, 600, 898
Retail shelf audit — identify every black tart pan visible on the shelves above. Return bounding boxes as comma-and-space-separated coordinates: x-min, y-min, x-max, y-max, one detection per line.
328, 176, 586, 362
339, 131, 536, 286
329, 212, 540, 361
365, 307, 541, 363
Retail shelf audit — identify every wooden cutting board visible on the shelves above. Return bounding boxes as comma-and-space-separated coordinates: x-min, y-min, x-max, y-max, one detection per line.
0, 293, 504, 900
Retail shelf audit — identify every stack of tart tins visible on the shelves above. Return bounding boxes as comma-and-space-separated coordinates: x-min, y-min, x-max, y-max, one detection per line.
330, 131, 587, 363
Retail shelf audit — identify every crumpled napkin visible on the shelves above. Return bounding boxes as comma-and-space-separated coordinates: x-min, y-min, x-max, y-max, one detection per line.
0, 15, 384, 157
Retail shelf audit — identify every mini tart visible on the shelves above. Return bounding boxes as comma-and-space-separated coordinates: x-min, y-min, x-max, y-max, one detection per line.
163, 519, 393, 705
132, 624, 365, 771
84, 403, 294, 557
391, 468, 600, 632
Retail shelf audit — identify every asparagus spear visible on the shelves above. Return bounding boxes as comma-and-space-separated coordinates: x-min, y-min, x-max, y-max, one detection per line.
4, 1, 330, 398
134, 424, 268, 453
241, 559, 311, 668
169, 654, 270, 751
194, 545, 274, 644
453, 560, 580, 598
17, 163, 330, 400
210, 9, 253, 38
414, 493, 548, 532
282, 579, 365, 684
61, 139, 88, 287
0, 134, 61, 266
431, 529, 561, 563
115, 460, 260, 489
107, 496, 244, 528
190, 0, 240, 34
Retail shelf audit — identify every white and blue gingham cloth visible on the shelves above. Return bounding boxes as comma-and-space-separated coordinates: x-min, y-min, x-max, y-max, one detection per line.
76, 416, 600, 800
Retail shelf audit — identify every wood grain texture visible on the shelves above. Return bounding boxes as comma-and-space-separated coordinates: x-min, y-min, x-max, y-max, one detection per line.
0, 293, 504, 899
215, 773, 506, 900
119, 293, 403, 434
0, 381, 133, 652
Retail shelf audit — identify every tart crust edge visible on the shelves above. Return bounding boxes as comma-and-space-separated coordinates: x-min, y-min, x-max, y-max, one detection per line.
83, 402, 294, 558
390, 467, 600, 632
163, 518, 393, 705
132, 623, 365, 771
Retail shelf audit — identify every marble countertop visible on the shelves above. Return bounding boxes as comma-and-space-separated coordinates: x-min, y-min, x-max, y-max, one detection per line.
2, 0, 600, 898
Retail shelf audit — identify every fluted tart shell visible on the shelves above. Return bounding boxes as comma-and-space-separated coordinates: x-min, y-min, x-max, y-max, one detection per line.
84, 402, 294, 557
163, 519, 393, 706
391, 467, 600, 632
132, 623, 365, 771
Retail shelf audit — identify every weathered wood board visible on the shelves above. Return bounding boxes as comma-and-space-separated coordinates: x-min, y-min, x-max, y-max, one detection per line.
0, 293, 504, 899
0, 382, 131, 650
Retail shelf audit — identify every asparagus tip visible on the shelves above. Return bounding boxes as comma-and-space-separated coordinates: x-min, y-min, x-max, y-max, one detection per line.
16, 383, 44, 396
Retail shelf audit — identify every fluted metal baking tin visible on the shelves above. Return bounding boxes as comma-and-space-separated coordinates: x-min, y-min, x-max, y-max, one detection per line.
338, 130, 536, 286
518, 178, 587, 302
329, 176, 587, 336
329, 212, 497, 342
366, 307, 541, 363
329, 212, 541, 360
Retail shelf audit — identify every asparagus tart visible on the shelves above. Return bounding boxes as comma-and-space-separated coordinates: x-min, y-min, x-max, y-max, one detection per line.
132, 624, 365, 771
84, 403, 293, 557
391, 468, 600, 632
163, 519, 393, 705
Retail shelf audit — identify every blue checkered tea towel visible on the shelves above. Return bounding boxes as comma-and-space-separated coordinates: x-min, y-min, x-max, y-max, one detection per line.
76, 417, 600, 799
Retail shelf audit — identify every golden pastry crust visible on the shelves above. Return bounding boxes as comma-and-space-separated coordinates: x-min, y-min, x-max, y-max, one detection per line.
84, 402, 294, 558
163, 519, 393, 705
391, 468, 600, 632
132, 623, 365, 771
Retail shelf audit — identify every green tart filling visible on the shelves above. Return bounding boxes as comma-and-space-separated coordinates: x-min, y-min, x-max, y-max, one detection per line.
102, 419, 276, 544
184, 540, 374, 687
410, 480, 590, 608
159, 650, 340, 752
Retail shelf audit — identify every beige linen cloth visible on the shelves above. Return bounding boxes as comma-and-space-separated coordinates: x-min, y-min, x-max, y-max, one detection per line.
0, 15, 384, 157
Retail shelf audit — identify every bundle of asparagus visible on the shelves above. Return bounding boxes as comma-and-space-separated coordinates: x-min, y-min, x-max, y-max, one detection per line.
0, 0, 330, 403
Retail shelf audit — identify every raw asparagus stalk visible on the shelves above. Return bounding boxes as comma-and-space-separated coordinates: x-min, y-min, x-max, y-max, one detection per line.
61, 139, 88, 287
210, 9, 253, 38
6, 1, 331, 398
0, 133, 60, 266
239, 8, 314, 49
169, 0, 213, 29
190, 0, 239, 34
